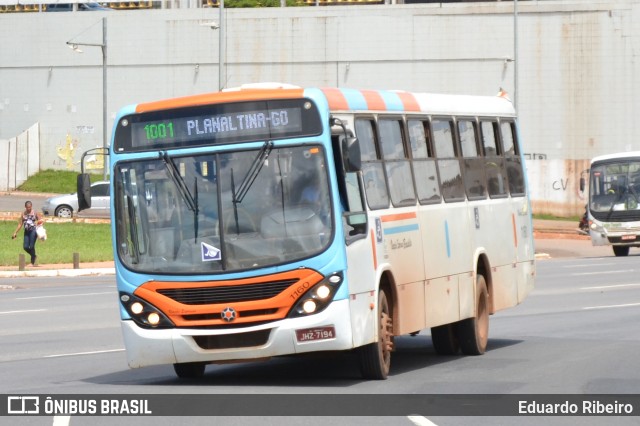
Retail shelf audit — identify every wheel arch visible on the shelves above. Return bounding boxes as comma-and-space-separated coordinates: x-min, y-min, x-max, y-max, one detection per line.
377, 269, 398, 335
475, 252, 495, 315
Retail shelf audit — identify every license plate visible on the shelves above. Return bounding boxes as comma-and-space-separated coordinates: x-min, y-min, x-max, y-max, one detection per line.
295, 326, 336, 342
621, 235, 636, 241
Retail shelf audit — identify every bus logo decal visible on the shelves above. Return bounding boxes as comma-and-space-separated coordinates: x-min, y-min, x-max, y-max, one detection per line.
221, 307, 237, 322
201, 242, 221, 262
375, 218, 383, 243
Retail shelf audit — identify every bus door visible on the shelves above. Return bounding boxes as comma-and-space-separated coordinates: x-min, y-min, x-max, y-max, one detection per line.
501, 121, 534, 302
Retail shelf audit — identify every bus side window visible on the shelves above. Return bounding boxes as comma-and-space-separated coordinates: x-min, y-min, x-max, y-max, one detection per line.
458, 119, 487, 200
433, 118, 465, 202
344, 172, 367, 239
481, 120, 508, 198
355, 118, 389, 210
379, 118, 416, 207
500, 120, 525, 196
332, 134, 367, 240
408, 119, 441, 204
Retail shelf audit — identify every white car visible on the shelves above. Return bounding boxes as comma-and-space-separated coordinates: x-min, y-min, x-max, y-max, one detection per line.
42, 181, 110, 218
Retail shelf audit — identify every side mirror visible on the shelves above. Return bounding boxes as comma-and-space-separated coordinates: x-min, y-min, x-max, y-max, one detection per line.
77, 173, 92, 211
579, 177, 586, 192
345, 212, 367, 236
342, 137, 361, 172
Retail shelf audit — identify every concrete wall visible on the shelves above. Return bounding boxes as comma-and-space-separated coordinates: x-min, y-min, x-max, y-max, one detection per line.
0, 123, 40, 191
1, 1, 639, 214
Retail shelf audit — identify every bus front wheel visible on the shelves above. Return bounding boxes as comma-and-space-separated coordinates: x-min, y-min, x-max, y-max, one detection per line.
173, 362, 206, 379
456, 274, 489, 355
359, 289, 393, 380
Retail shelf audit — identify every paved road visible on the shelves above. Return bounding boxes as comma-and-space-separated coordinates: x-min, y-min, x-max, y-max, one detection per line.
0, 192, 51, 213
0, 192, 108, 219
2, 257, 640, 425
534, 236, 617, 259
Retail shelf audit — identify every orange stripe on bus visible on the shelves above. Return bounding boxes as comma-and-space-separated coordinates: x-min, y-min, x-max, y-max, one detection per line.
511, 213, 518, 248
321, 87, 349, 110
135, 88, 305, 113
133, 268, 323, 327
361, 90, 387, 111
395, 91, 421, 112
381, 212, 417, 222
370, 229, 378, 270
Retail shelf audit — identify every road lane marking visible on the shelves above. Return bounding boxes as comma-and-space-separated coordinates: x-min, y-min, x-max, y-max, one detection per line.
563, 262, 617, 268
44, 348, 125, 358
581, 283, 640, 291
571, 270, 635, 276
16, 292, 113, 300
53, 416, 71, 426
407, 416, 438, 426
0, 309, 46, 314
583, 302, 640, 310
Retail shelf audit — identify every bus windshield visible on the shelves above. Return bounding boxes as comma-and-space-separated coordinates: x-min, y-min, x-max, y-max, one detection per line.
589, 160, 640, 218
114, 144, 332, 274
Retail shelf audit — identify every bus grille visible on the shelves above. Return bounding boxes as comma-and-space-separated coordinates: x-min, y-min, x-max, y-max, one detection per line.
157, 279, 297, 305
192, 329, 272, 350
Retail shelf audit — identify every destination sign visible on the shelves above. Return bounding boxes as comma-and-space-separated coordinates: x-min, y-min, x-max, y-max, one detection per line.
115, 99, 322, 152
133, 108, 301, 145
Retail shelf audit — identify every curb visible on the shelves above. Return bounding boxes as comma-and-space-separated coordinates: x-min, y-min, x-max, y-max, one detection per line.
0, 268, 115, 279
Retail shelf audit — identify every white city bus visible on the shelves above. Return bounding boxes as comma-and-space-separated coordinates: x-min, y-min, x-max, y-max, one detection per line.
581, 151, 640, 256
79, 85, 535, 379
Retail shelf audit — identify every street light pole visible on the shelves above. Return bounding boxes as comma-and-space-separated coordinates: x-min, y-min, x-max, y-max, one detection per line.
101, 17, 107, 180
66, 17, 108, 180
218, 0, 225, 91
513, 0, 518, 111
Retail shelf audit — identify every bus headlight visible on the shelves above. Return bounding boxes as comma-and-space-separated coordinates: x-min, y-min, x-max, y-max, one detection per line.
288, 272, 344, 318
119, 292, 174, 329
590, 220, 604, 233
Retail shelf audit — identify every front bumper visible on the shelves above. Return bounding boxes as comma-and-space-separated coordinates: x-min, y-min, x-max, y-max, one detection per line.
121, 298, 353, 368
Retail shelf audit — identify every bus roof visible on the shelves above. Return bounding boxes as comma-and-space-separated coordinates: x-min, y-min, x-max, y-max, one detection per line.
134, 84, 515, 117
591, 151, 640, 164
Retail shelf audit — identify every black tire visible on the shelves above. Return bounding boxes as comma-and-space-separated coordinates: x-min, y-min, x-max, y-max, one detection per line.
456, 275, 489, 355
359, 289, 393, 380
55, 205, 73, 218
173, 362, 206, 379
613, 246, 630, 257
431, 323, 459, 355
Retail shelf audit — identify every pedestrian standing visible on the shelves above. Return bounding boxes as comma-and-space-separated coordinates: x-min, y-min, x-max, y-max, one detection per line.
11, 201, 43, 266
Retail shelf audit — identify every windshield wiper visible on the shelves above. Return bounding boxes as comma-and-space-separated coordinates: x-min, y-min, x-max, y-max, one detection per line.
126, 195, 140, 264
160, 152, 198, 212
233, 141, 273, 204
160, 151, 200, 240
606, 189, 625, 221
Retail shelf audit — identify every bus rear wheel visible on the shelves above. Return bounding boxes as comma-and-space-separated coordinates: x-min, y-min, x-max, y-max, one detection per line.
456, 274, 489, 355
173, 362, 206, 379
431, 323, 460, 355
359, 289, 393, 380
613, 246, 630, 257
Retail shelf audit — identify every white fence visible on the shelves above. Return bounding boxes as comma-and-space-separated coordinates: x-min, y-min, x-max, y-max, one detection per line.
0, 123, 40, 192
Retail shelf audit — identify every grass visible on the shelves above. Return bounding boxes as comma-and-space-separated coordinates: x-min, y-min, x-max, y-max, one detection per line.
532, 213, 581, 222
17, 169, 105, 194
7, 170, 115, 265
0, 221, 113, 266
